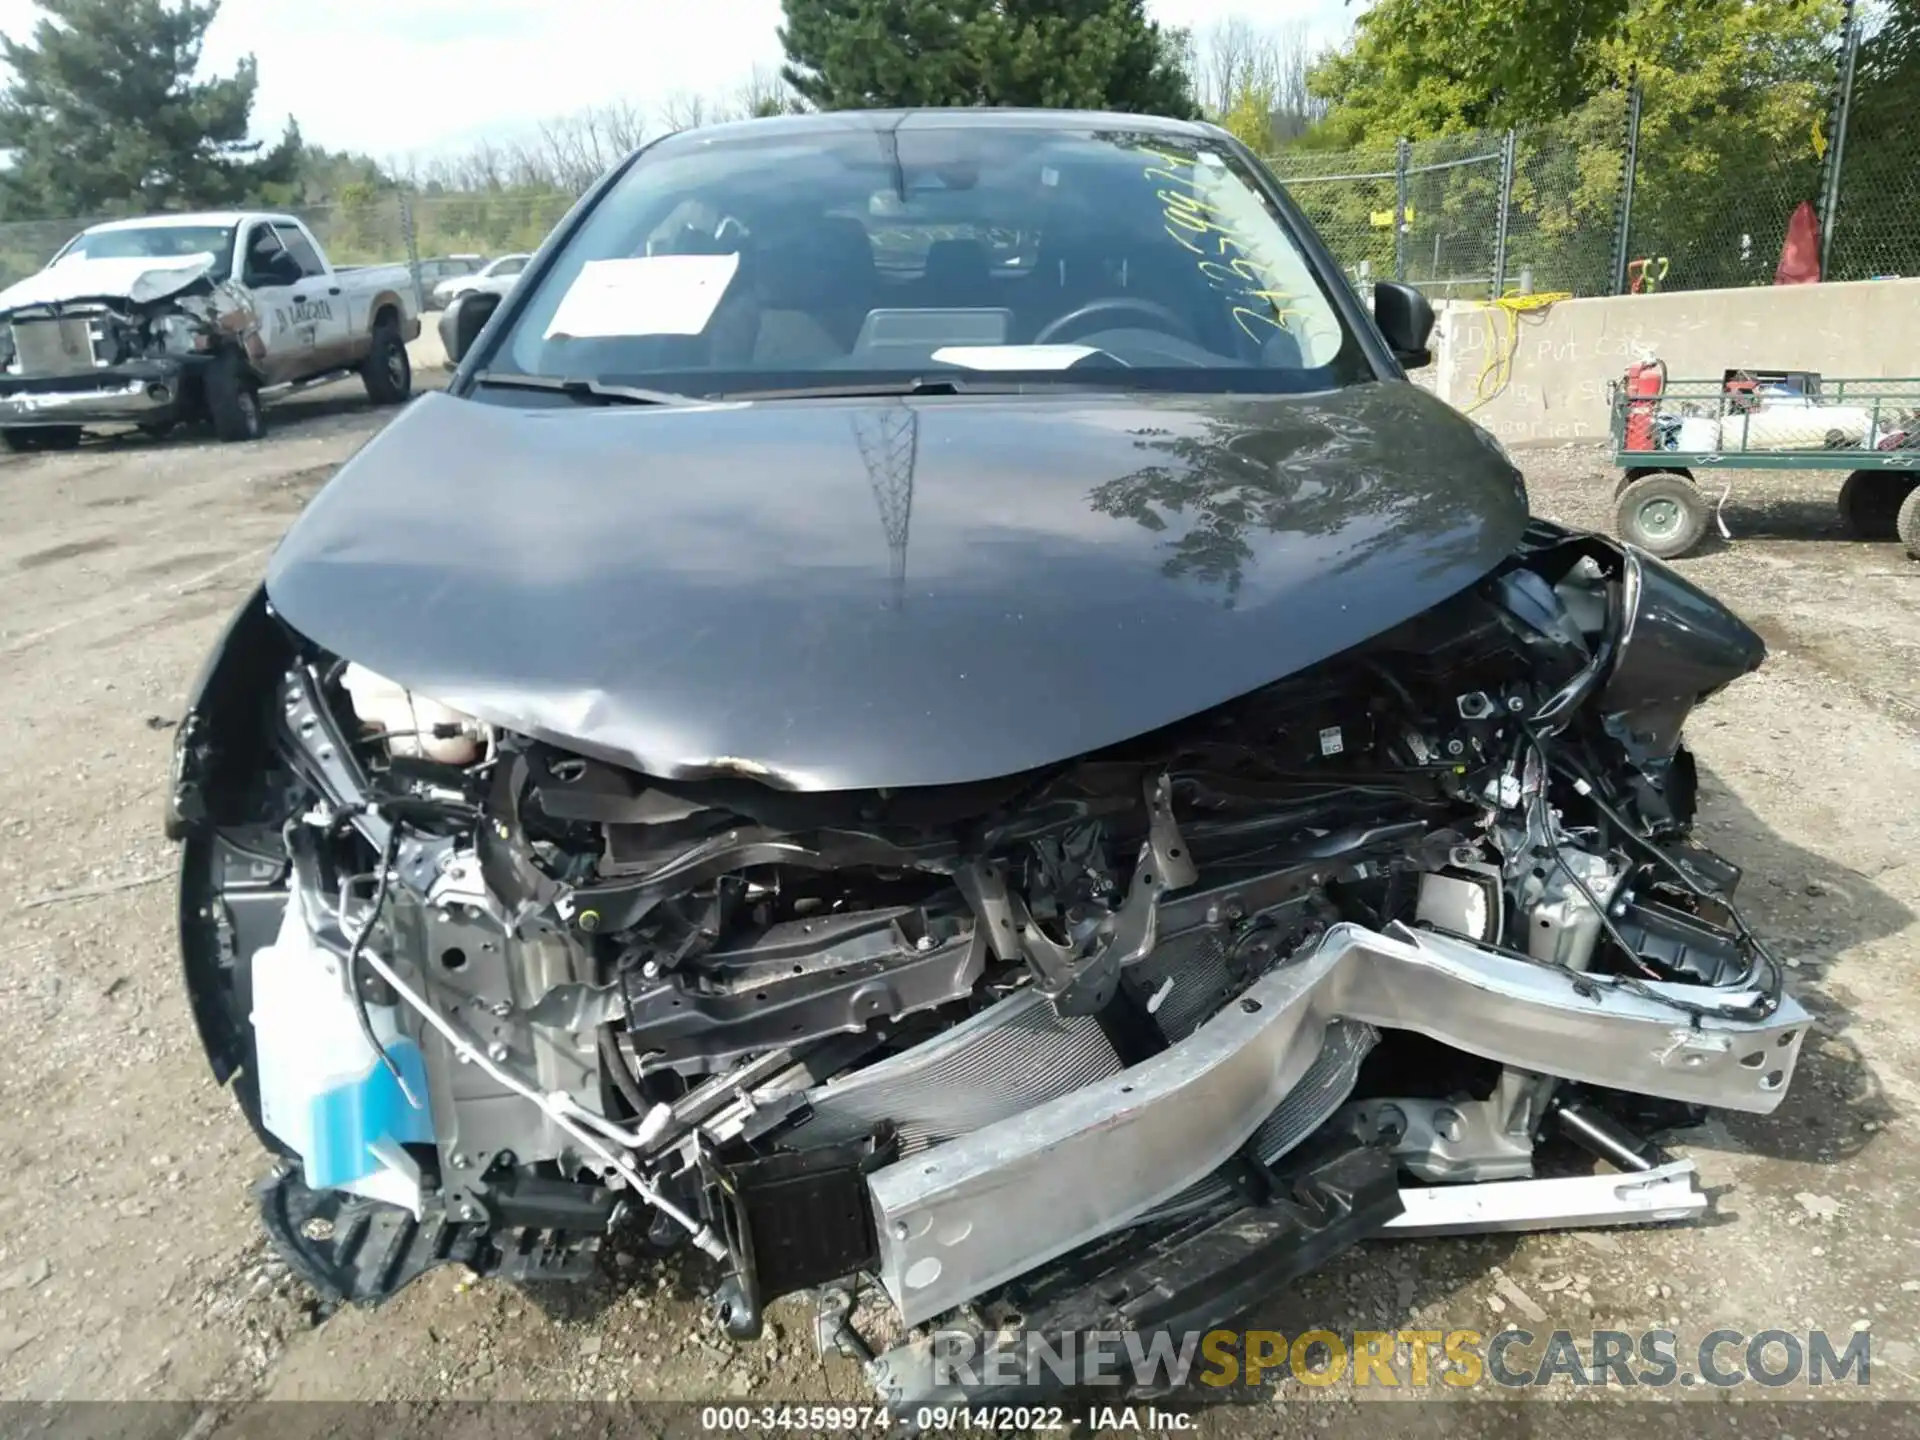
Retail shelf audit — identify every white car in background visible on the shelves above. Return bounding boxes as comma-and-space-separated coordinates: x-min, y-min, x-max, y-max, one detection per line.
431, 253, 531, 308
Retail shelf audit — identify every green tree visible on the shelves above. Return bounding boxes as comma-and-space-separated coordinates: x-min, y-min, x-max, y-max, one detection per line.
0, 0, 299, 219
1220, 80, 1278, 153
1302, 0, 1842, 292
1308, 0, 1836, 142
778, 0, 1197, 117
1308, 0, 1631, 142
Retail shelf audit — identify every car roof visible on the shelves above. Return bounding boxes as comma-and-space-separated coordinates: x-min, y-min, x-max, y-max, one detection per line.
649, 106, 1220, 154
81, 212, 296, 233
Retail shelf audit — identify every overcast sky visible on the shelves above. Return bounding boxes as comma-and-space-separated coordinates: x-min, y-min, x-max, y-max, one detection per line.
0, 0, 1355, 161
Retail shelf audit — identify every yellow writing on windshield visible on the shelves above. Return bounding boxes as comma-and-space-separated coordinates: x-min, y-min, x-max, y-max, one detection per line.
1135, 147, 1307, 344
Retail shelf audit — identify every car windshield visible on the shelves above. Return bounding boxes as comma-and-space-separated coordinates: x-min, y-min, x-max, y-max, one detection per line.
487, 122, 1372, 396
57, 225, 233, 264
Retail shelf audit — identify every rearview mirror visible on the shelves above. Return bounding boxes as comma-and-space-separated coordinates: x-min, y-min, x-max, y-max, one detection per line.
1373, 281, 1435, 370
442, 290, 502, 366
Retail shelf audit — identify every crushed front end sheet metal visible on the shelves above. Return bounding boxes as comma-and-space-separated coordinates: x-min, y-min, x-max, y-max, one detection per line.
0, 271, 259, 427
869, 918, 1803, 1325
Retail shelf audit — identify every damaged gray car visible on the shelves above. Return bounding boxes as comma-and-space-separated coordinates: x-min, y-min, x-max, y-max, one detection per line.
170, 110, 1802, 1403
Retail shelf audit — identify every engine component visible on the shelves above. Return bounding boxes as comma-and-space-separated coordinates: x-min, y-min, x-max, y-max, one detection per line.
1551, 1096, 1669, 1172
1342, 1066, 1553, 1183
1414, 866, 1501, 942
703, 1129, 898, 1340
621, 905, 987, 1072
341, 663, 485, 764
797, 988, 1123, 1154
1525, 846, 1624, 970
1612, 890, 1751, 986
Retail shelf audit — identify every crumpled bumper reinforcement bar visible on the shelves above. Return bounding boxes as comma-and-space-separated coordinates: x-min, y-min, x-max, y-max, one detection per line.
870, 919, 1805, 1324
0, 360, 189, 425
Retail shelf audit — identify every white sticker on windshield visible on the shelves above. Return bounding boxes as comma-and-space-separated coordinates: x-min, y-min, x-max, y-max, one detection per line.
930, 344, 1099, 371
544, 253, 739, 340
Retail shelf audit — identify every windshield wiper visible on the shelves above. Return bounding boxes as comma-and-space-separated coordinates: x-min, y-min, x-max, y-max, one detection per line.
471, 371, 697, 407
716, 376, 1095, 402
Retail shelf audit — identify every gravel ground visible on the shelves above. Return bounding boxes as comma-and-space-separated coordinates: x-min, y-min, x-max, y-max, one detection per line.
0, 387, 1917, 1434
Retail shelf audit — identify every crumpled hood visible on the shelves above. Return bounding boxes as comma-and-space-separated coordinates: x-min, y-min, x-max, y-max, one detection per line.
0, 254, 216, 313
265, 382, 1530, 791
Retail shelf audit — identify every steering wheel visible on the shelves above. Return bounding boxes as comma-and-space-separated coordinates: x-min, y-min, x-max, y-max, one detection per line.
1033, 296, 1199, 347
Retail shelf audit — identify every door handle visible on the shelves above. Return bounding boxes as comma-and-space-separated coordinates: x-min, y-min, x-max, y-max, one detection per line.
328, 286, 341, 296
293, 293, 307, 303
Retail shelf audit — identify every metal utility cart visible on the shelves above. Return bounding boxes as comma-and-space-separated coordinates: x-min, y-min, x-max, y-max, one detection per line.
1608, 365, 1920, 560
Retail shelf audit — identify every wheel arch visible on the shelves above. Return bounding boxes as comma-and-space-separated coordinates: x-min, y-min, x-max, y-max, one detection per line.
367, 292, 405, 333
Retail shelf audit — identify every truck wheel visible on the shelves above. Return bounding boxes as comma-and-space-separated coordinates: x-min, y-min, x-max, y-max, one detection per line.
206, 352, 264, 443
1615, 472, 1710, 559
1837, 469, 1918, 540
1898, 485, 1920, 561
361, 321, 412, 406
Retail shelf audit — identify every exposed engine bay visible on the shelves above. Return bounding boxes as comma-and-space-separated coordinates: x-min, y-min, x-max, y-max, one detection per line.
1, 269, 252, 377
173, 521, 1803, 1403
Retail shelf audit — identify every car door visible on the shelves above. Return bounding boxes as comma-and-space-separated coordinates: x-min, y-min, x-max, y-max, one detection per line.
481, 254, 528, 295
238, 223, 315, 384
272, 222, 356, 372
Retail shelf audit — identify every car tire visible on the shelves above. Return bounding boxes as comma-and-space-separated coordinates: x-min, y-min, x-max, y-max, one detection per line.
206, 351, 265, 443
361, 320, 412, 406
1898, 484, 1920, 561
1615, 471, 1710, 559
2, 426, 82, 453
1837, 469, 1918, 540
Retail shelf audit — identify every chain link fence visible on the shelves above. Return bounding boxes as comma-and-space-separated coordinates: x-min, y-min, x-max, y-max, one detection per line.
1611, 66, 1827, 295
1267, 40, 1918, 301
1270, 124, 1623, 300
1823, 5, 1917, 285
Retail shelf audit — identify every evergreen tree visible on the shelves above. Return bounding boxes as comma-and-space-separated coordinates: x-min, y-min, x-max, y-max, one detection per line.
778, 0, 1196, 117
0, 0, 299, 219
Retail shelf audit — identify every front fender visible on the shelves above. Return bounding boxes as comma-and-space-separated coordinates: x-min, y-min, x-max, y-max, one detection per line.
169, 586, 296, 1149
1600, 546, 1767, 763
166, 586, 288, 838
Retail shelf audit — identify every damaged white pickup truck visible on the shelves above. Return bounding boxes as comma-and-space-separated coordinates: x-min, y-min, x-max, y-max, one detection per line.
0, 211, 420, 450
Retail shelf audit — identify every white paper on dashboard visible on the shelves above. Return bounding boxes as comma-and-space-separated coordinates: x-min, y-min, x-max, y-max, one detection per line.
930, 344, 1099, 371
545, 253, 740, 339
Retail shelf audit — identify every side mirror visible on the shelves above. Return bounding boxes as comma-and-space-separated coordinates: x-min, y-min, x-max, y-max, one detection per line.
1373, 280, 1435, 370
441, 289, 501, 366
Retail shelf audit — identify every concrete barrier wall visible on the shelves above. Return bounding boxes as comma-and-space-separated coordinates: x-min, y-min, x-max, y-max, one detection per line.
1428, 278, 1920, 445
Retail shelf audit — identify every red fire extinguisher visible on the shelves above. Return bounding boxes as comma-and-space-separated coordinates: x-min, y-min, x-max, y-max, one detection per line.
1623, 357, 1666, 452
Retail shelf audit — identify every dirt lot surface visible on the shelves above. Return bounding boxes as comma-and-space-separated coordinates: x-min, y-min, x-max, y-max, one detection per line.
1, 384, 1917, 1433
